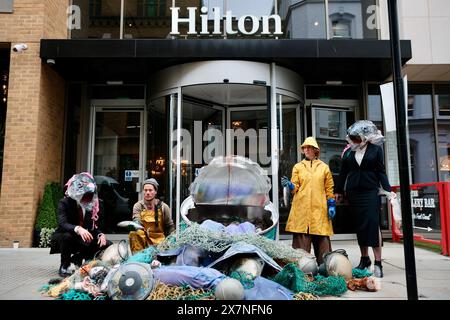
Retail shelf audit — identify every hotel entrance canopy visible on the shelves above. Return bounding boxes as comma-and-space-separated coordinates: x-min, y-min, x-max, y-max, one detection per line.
40, 39, 411, 82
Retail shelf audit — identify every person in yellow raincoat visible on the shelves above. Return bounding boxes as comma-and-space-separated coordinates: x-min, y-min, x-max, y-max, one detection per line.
128, 178, 175, 254
281, 137, 335, 265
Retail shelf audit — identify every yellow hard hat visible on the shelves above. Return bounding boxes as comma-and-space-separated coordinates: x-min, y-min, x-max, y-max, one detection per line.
301, 136, 320, 150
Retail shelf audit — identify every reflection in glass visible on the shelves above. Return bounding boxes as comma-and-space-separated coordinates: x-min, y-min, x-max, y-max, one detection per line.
224, 0, 275, 16
175, 83, 269, 207
278, 0, 327, 39
367, 84, 383, 131
69, 0, 382, 39
328, 0, 379, 39
124, 0, 172, 39
71, 0, 122, 39
198, 0, 278, 38
278, 0, 379, 39
277, 94, 301, 233
93, 111, 141, 233
408, 84, 438, 183
147, 97, 169, 203
230, 109, 269, 168
180, 97, 224, 203
169, 93, 178, 221
435, 84, 450, 182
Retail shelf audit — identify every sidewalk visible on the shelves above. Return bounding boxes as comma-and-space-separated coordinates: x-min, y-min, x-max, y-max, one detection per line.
0, 240, 449, 300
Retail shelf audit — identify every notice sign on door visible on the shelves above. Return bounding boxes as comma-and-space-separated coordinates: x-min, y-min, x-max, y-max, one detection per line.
124, 170, 139, 181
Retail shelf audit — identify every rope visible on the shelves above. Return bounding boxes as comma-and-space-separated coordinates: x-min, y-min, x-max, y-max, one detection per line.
147, 281, 215, 300
293, 292, 319, 300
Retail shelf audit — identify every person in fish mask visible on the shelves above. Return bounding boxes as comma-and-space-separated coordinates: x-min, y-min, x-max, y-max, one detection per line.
281, 137, 335, 265
50, 172, 112, 277
335, 120, 395, 278
128, 178, 175, 254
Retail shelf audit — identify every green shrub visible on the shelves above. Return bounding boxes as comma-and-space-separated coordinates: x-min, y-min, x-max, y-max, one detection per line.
39, 227, 56, 248
35, 182, 64, 231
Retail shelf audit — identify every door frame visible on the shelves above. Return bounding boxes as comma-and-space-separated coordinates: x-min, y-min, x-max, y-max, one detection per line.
88, 99, 146, 198
307, 100, 358, 240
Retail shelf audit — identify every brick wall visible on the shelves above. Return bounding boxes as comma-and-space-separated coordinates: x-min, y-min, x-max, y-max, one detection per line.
0, 0, 69, 247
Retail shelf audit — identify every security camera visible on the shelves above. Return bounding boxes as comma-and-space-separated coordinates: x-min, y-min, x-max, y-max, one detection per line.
12, 43, 28, 52
46, 59, 56, 65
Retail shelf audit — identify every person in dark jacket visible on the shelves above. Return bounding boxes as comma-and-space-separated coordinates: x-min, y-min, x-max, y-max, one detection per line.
50, 172, 112, 277
335, 121, 395, 278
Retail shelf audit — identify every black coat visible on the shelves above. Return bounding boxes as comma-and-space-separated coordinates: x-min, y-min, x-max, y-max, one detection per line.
50, 197, 105, 254
335, 143, 391, 194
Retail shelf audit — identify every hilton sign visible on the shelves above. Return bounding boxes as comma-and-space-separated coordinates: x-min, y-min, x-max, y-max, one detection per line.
170, 6, 283, 36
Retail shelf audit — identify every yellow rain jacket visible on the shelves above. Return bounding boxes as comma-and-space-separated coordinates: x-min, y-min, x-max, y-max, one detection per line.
285, 158, 335, 236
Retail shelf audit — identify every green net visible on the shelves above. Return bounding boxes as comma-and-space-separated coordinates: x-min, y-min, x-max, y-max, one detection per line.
272, 263, 347, 297
352, 268, 373, 278
229, 271, 255, 289
126, 246, 158, 264
58, 289, 93, 300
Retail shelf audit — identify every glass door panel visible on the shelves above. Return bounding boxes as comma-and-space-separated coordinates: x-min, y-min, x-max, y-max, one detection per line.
169, 93, 179, 227
147, 96, 169, 204
311, 106, 355, 234
312, 107, 354, 178
228, 108, 270, 169
92, 110, 142, 233
277, 94, 302, 234
180, 94, 224, 205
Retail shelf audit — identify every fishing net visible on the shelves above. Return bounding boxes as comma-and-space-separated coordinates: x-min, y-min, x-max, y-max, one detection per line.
352, 268, 373, 278
125, 246, 158, 264
58, 289, 93, 300
157, 222, 309, 263
229, 270, 255, 289
272, 263, 347, 297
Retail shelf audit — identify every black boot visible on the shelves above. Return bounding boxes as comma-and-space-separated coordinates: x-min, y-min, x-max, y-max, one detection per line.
356, 256, 371, 270
58, 263, 73, 278
70, 252, 83, 267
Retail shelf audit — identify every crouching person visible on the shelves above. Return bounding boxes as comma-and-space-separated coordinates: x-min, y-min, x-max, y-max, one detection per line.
50, 172, 112, 277
129, 178, 175, 254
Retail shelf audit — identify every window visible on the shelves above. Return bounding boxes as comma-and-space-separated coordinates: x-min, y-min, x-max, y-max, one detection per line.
89, 0, 102, 17
137, 0, 166, 17
436, 84, 450, 117
367, 84, 384, 131
332, 19, 351, 38
435, 84, 450, 182
408, 84, 438, 183
0, 0, 13, 13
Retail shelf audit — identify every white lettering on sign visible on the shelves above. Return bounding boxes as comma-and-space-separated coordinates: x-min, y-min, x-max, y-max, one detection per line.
170, 6, 283, 36
424, 198, 435, 208
413, 213, 432, 221
412, 198, 423, 209
412, 197, 436, 209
